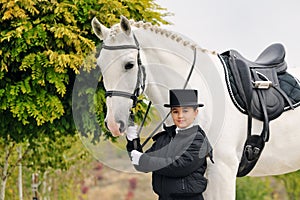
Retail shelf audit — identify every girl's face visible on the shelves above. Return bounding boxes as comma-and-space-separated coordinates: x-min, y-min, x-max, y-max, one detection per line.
171, 107, 198, 129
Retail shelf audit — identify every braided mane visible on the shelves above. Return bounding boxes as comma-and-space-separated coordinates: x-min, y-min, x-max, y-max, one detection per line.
109, 20, 216, 54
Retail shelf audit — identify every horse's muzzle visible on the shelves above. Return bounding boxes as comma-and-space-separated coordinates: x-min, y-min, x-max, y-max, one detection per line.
105, 119, 126, 136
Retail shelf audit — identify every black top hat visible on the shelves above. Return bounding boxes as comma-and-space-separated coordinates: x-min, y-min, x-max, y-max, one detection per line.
164, 89, 204, 107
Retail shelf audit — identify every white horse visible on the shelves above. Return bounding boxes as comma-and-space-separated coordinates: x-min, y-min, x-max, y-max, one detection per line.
92, 16, 300, 199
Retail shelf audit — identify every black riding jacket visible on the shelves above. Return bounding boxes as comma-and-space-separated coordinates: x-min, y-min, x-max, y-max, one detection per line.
127, 125, 213, 199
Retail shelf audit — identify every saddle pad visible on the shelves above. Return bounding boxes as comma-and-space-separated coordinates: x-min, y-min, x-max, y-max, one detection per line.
220, 55, 300, 113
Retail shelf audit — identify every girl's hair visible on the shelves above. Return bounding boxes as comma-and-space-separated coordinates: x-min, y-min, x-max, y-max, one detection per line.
170, 106, 198, 111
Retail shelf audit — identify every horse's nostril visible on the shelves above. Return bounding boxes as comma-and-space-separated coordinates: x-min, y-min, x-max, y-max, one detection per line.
118, 120, 125, 133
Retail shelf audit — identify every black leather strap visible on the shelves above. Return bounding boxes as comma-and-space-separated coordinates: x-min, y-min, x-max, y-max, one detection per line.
105, 90, 138, 107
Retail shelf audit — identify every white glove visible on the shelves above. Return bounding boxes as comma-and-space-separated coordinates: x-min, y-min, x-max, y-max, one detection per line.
131, 150, 143, 165
126, 125, 138, 141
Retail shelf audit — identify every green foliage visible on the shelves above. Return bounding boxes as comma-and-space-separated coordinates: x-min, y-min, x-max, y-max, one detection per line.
0, 0, 94, 144
0, 1, 170, 198
236, 176, 273, 200
0, 0, 169, 160
93, 0, 170, 27
0, 0, 169, 139
3, 138, 91, 200
236, 174, 300, 199
275, 170, 300, 200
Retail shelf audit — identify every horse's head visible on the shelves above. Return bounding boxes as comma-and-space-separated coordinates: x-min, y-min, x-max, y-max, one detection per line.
92, 16, 145, 136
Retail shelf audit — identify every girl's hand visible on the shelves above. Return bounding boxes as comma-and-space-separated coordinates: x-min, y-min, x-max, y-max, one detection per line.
131, 150, 143, 165
126, 125, 138, 141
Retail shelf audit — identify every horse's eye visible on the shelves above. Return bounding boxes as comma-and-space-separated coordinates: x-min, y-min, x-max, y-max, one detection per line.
125, 62, 134, 70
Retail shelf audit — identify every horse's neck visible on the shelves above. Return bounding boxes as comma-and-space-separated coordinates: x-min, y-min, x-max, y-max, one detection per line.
134, 29, 197, 99
134, 29, 225, 131
135, 28, 196, 64
135, 28, 230, 138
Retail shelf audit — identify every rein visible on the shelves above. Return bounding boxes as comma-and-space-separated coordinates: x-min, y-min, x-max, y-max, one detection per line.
141, 48, 197, 147
101, 32, 197, 146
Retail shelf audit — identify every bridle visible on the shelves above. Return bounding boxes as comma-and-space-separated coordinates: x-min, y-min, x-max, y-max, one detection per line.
100, 32, 197, 147
102, 33, 146, 108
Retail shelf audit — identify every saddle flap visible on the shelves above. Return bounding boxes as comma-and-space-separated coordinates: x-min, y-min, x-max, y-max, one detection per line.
225, 50, 286, 121
251, 68, 285, 120
233, 59, 253, 110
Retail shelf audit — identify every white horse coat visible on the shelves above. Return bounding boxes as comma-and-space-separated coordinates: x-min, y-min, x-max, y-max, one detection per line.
91, 16, 300, 199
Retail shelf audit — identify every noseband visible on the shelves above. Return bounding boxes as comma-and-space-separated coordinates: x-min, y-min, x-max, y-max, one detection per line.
102, 34, 146, 108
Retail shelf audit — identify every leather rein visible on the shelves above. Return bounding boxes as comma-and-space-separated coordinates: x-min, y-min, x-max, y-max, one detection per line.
101, 32, 197, 146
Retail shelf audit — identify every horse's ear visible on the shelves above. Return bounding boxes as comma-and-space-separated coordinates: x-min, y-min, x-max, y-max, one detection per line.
120, 15, 131, 36
91, 17, 110, 40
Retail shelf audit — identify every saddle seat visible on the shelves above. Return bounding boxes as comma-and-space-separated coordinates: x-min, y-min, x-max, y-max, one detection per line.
254, 43, 286, 67
230, 43, 287, 73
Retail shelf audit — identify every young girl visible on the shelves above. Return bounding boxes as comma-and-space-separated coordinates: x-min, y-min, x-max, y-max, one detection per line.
126, 89, 213, 200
